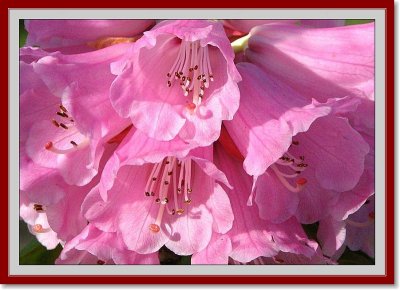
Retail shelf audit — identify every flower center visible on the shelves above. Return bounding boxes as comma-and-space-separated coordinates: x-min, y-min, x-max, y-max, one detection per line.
166, 40, 214, 109
144, 156, 194, 233
44, 104, 89, 154
271, 140, 308, 193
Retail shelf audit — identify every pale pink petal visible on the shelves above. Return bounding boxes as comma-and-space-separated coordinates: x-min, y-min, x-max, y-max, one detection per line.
165, 167, 214, 255
214, 145, 278, 263
246, 23, 374, 102
191, 233, 232, 264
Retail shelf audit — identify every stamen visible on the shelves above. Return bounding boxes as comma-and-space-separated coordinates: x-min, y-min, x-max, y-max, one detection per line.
144, 157, 194, 233
166, 40, 214, 107
59, 105, 68, 112
44, 138, 90, 154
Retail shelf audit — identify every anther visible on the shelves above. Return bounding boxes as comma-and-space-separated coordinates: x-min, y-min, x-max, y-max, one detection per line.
176, 209, 185, 215
145, 192, 151, 197
184, 199, 191, 204
161, 198, 169, 204
60, 123, 68, 130
155, 198, 161, 203
52, 119, 60, 127
59, 105, 68, 112
164, 181, 169, 185
168, 171, 173, 176
97, 260, 105, 265
33, 204, 44, 212
70, 141, 78, 147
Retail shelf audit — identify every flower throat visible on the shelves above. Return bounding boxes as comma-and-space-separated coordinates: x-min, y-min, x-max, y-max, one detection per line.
166, 40, 214, 109
144, 157, 194, 233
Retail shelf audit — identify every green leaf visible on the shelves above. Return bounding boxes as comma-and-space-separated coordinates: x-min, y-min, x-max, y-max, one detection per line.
345, 20, 374, 26
19, 222, 62, 265
19, 19, 27, 48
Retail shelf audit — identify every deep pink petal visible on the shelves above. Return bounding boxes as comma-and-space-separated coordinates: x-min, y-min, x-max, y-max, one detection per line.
317, 217, 346, 257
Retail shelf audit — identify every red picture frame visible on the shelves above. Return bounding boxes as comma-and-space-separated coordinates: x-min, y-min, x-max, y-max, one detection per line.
1, 0, 394, 284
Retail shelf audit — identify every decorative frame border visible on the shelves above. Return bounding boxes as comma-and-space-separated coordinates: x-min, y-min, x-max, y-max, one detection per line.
2, 0, 394, 284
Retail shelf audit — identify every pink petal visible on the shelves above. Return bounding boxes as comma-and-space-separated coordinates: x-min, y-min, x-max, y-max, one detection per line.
191, 233, 232, 264
292, 116, 369, 192
317, 217, 347, 257
246, 23, 374, 101
215, 145, 278, 263
110, 20, 240, 145
164, 165, 215, 255
255, 171, 299, 223
26, 20, 154, 53
225, 63, 334, 178
268, 217, 319, 258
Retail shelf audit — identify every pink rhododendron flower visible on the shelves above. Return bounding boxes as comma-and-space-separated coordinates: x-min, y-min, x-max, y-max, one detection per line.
191, 146, 320, 264
223, 63, 369, 224
19, 19, 375, 266
110, 20, 241, 146
83, 128, 233, 256
25, 20, 155, 54
21, 43, 130, 186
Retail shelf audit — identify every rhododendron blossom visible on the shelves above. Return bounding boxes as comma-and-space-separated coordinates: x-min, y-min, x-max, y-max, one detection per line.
19, 19, 375, 265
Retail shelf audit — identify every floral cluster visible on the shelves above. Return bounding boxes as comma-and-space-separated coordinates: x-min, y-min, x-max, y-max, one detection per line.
20, 19, 375, 265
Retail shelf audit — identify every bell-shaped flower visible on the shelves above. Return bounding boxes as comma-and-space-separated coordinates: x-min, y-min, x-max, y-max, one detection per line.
82, 128, 233, 256
20, 42, 131, 186
110, 20, 241, 146
191, 145, 319, 264
222, 63, 369, 224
